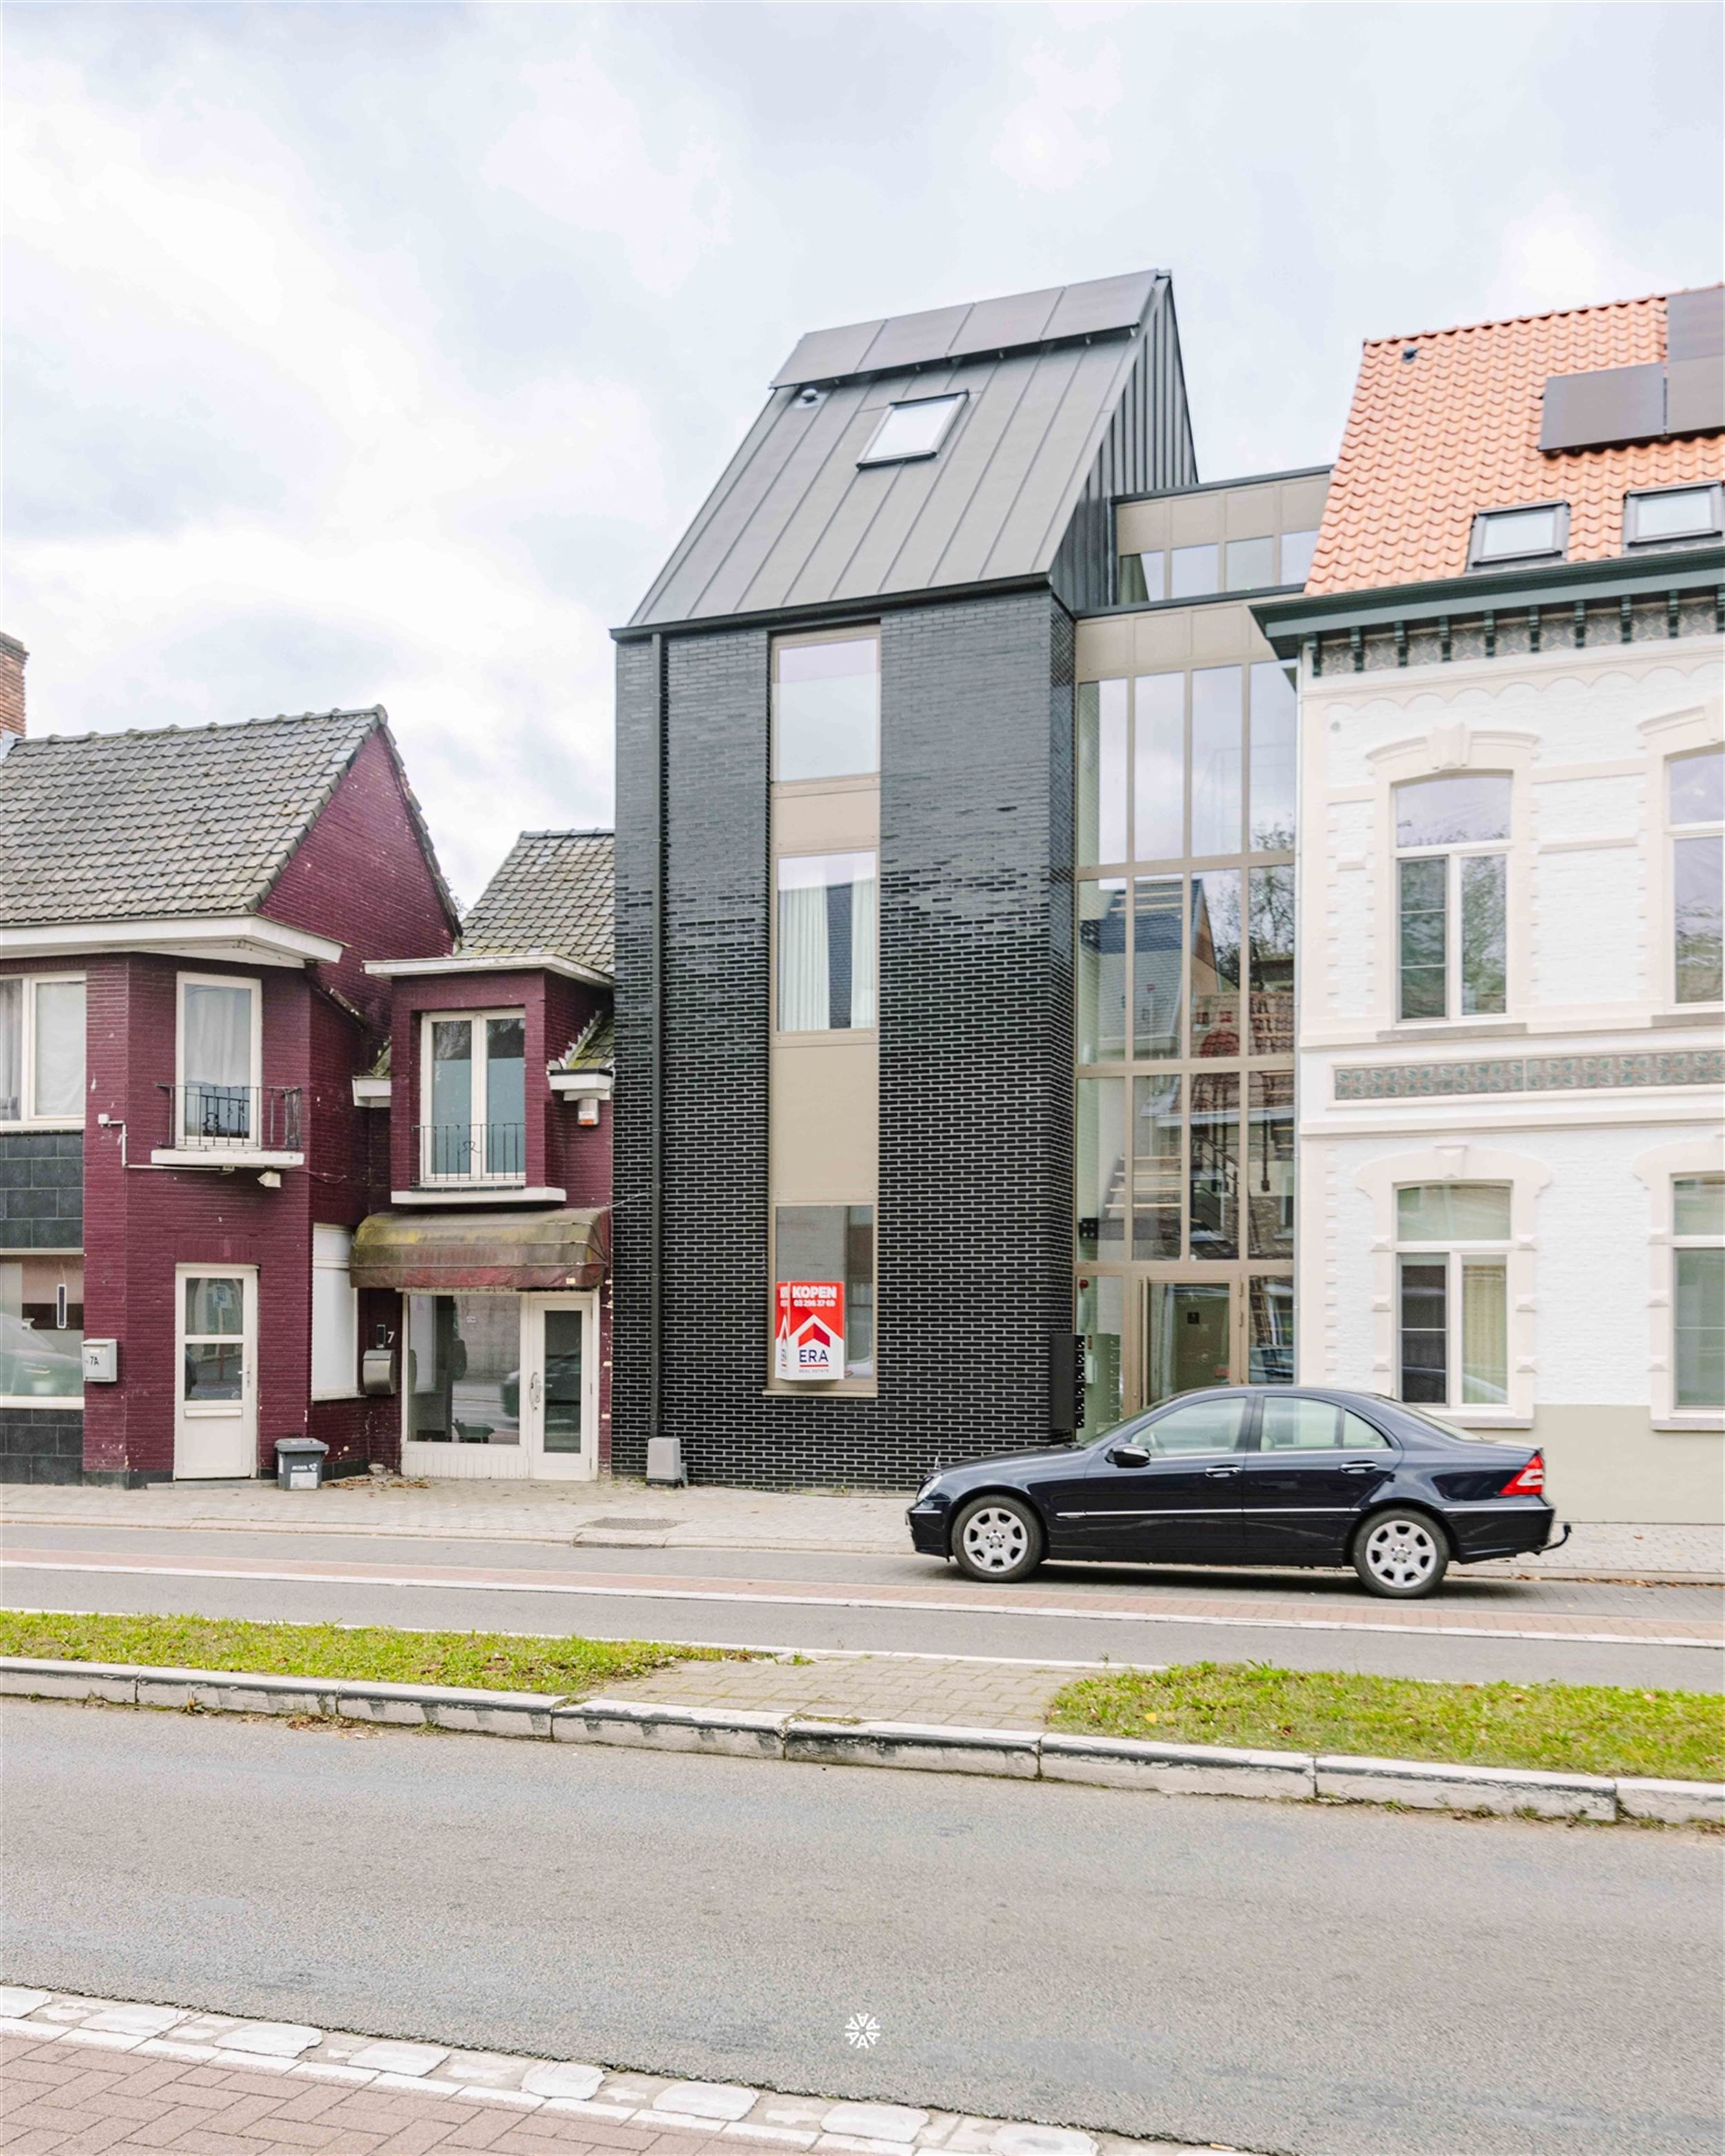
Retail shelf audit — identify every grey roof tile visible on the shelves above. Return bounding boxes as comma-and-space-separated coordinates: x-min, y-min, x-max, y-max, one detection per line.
457, 829, 613, 978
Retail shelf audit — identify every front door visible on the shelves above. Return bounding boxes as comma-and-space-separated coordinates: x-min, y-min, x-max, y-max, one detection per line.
1077, 1392, 1253, 1567
175, 1267, 257, 1478
520, 1294, 598, 1481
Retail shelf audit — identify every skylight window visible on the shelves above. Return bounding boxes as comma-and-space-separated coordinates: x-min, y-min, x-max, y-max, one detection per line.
1626, 484, 1723, 547
1468, 503, 1568, 568
858, 395, 965, 466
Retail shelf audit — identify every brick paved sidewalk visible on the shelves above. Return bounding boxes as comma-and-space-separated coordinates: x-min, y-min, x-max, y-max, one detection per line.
0, 1992, 1226, 2156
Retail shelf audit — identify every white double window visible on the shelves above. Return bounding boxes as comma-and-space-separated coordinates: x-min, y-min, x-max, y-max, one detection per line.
1394, 774, 1510, 1021
1668, 746, 1722, 1006
177, 976, 261, 1145
1395, 1183, 1511, 1409
1673, 1176, 1724, 1410
0, 975, 86, 1125
421, 1011, 527, 1183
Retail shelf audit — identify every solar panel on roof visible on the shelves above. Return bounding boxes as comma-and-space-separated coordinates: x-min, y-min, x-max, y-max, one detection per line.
771, 319, 885, 389
946, 286, 1062, 357
1539, 362, 1665, 452
856, 304, 972, 374
1666, 285, 1725, 363
1043, 270, 1159, 341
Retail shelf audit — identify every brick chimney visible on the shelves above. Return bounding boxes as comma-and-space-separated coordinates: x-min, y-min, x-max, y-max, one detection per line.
0, 634, 26, 738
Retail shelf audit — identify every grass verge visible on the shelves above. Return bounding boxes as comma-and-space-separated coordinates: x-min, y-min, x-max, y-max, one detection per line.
0, 1608, 739, 1695
1049, 1661, 1724, 1783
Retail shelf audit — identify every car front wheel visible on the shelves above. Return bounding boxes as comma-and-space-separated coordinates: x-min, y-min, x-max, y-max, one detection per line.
1352, 1510, 1449, 1599
952, 1496, 1044, 1583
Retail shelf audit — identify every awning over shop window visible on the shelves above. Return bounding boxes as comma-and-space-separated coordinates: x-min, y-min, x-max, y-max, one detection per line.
351, 1208, 609, 1293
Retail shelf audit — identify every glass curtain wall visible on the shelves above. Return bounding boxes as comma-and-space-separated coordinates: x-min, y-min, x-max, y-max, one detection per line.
1076, 660, 1297, 1428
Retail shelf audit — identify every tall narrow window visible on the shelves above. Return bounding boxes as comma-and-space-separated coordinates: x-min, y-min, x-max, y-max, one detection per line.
1668, 747, 1723, 1005
1076, 680, 1128, 865
1076, 1078, 1126, 1260
1076, 880, 1128, 1061
776, 853, 877, 1033
179, 977, 257, 1144
310, 1225, 359, 1401
1190, 667, 1243, 856
0, 976, 86, 1125
1394, 774, 1510, 1020
773, 632, 879, 783
1188, 1072, 1239, 1259
1131, 1075, 1181, 1259
1132, 673, 1184, 860
1189, 870, 1241, 1057
1132, 877, 1181, 1058
1076, 1273, 1124, 1438
420, 1011, 527, 1182
1247, 1071, 1294, 1260
1248, 661, 1297, 851
1396, 1183, 1511, 1407
1673, 1176, 1724, 1409
1248, 865, 1294, 1054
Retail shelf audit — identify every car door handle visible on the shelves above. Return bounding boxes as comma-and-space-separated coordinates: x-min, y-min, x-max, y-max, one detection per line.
1342, 1462, 1378, 1474
1204, 1465, 1241, 1478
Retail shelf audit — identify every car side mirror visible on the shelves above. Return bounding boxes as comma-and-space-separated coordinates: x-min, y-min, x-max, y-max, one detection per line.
1107, 1443, 1150, 1468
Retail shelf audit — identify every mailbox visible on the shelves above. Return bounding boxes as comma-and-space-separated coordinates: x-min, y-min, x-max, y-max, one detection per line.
361, 1325, 397, 1396
81, 1339, 119, 1383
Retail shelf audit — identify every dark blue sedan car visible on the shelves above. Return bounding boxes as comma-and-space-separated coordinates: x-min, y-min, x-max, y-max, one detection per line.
906, 1387, 1561, 1599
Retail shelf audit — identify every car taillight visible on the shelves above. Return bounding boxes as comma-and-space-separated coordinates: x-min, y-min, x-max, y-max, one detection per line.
1500, 1452, 1545, 1496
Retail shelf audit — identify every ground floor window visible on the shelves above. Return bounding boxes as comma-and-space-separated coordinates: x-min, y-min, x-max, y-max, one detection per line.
1674, 1175, 1724, 1408
405, 1294, 522, 1445
772, 1205, 874, 1378
310, 1225, 358, 1401
1395, 1183, 1510, 1407
0, 1256, 83, 1404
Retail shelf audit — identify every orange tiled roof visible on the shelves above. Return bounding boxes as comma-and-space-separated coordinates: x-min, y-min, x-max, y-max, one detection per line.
1308, 290, 1724, 595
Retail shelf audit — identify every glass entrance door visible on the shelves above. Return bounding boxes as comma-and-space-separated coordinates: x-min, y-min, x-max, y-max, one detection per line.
520, 1294, 597, 1480
175, 1267, 257, 1478
1145, 1279, 1235, 1403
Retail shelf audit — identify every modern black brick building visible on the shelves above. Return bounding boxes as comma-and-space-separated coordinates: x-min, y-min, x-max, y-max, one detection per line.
612, 272, 1198, 1487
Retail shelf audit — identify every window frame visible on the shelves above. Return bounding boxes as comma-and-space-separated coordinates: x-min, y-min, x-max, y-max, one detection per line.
310, 1223, 360, 1401
768, 1200, 878, 1392
1624, 482, 1724, 550
175, 972, 262, 1145
771, 626, 880, 786
416, 1007, 529, 1186
0, 1254, 85, 1412
1666, 745, 1724, 1009
1466, 501, 1570, 570
0, 972, 87, 1129
1671, 1177, 1724, 1413
773, 849, 879, 1038
1393, 1183, 1513, 1412
857, 393, 966, 467
1392, 776, 1512, 1024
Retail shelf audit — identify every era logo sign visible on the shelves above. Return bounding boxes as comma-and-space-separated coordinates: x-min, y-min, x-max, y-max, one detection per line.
774, 1281, 845, 1379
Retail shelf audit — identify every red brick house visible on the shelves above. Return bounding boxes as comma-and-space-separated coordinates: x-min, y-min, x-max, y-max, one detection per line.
0, 681, 615, 1485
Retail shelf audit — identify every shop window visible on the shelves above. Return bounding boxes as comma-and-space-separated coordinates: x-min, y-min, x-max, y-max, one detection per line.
0, 1257, 83, 1406
1673, 1175, 1724, 1409
1076, 680, 1128, 865
1668, 747, 1723, 1005
1248, 662, 1297, 851
1394, 774, 1510, 1020
0, 975, 86, 1125
776, 853, 877, 1032
404, 1295, 521, 1445
310, 1225, 358, 1401
420, 1011, 526, 1182
773, 631, 879, 782
1395, 1183, 1511, 1407
773, 1205, 874, 1378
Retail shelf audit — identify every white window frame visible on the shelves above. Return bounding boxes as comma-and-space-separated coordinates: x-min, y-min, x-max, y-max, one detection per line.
418, 1009, 528, 1186
0, 973, 87, 1129
310, 1223, 359, 1401
1634, 1139, 1725, 1432
0, 1253, 85, 1411
1665, 743, 1724, 1009
1392, 780, 1512, 1024
175, 972, 262, 1143
1394, 1189, 1513, 1413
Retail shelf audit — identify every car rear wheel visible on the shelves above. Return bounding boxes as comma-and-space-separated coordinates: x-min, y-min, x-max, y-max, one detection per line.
1352, 1510, 1449, 1599
952, 1496, 1044, 1583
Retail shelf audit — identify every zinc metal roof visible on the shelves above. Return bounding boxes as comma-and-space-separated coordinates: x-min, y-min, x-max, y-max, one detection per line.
0, 706, 454, 931
1310, 287, 1725, 594
629, 272, 1165, 630
457, 828, 614, 978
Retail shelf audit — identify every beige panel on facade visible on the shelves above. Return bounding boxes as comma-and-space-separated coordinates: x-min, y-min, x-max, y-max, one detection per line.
773, 777, 880, 857
1116, 499, 1172, 554
1278, 476, 1330, 527
1190, 603, 1261, 663
1128, 611, 1193, 670
771, 1037, 878, 1201
1073, 617, 1137, 682
1223, 488, 1278, 537
1166, 492, 1226, 544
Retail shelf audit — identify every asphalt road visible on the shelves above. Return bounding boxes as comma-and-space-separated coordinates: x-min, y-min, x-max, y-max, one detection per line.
3, 1699, 1719, 2156
1, 1522, 1719, 1690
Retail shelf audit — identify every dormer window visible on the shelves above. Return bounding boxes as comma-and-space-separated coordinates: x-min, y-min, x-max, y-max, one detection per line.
1626, 483, 1723, 548
1468, 503, 1568, 568
858, 394, 965, 466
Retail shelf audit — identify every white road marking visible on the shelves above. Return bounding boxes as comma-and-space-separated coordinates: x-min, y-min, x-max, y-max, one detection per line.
1, 1555, 1717, 1650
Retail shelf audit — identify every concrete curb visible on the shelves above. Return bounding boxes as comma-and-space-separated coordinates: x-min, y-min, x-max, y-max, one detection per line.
3, 1656, 1719, 1826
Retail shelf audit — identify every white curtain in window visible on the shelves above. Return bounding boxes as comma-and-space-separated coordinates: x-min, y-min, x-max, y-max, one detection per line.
32, 982, 85, 1118
849, 871, 876, 1028
0, 980, 19, 1121
184, 984, 252, 1086
1461, 1259, 1508, 1404
778, 882, 831, 1032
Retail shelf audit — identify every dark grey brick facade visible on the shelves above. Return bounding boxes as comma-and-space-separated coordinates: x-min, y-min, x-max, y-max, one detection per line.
0, 1407, 83, 1483
0, 1131, 83, 1248
613, 590, 1076, 1490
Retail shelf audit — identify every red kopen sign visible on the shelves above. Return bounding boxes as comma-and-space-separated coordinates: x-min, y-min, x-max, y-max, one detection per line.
774, 1280, 845, 1379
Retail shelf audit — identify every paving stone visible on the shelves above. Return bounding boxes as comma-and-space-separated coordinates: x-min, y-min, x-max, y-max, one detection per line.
213, 2025, 324, 2059
520, 2066, 605, 2101
652, 2086, 760, 2123
820, 2106, 928, 2142
0, 1991, 52, 2019
351, 2044, 455, 2077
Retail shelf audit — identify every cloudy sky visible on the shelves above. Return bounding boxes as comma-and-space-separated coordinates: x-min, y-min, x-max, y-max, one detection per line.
5, 2, 1719, 902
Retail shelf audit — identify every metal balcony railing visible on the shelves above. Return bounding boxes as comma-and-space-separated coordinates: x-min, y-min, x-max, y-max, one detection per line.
415, 1121, 526, 1185
160, 1083, 303, 1154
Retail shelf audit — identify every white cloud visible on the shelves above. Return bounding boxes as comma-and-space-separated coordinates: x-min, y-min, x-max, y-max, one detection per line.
990, 41, 1122, 192
1485, 194, 1655, 321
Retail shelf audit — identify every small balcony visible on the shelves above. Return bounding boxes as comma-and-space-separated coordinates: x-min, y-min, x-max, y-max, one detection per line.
152, 1084, 304, 1170
393, 1121, 565, 1209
